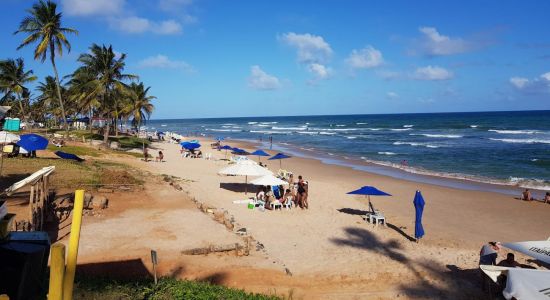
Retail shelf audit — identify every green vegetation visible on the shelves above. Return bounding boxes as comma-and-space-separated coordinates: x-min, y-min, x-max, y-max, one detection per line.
73, 277, 280, 300
46, 144, 102, 157
1, 1, 156, 143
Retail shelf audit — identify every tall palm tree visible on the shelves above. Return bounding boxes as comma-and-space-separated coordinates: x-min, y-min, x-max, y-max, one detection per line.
122, 82, 156, 131
37, 75, 67, 121
73, 44, 137, 144
15, 0, 78, 135
0, 58, 37, 122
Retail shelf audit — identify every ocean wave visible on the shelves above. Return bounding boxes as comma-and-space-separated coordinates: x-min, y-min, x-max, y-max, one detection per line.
410, 134, 463, 138
365, 128, 383, 131
297, 131, 319, 135
508, 177, 550, 190
221, 123, 236, 126
161, 124, 167, 127
248, 122, 258, 124
256, 124, 270, 127
470, 125, 478, 128
328, 152, 335, 156
393, 141, 440, 148
313, 128, 360, 132
221, 125, 231, 128
335, 124, 346, 127
488, 129, 540, 134
206, 128, 242, 132
378, 152, 397, 155
319, 132, 337, 135
260, 122, 278, 124
250, 130, 287, 135
390, 128, 412, 131
403, 125, 414, 128
356, 122, 368, 125
489, 138, 550, 144
346, 136, 357, 139
272, 126, 307, 130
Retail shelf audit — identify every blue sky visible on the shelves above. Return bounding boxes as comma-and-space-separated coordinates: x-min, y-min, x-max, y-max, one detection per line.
1, 0, 550, 119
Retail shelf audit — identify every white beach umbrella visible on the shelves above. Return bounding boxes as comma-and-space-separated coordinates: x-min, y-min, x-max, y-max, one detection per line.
502, 240, 550, 264
250, 174, 288, 186
0, 131, 20, 144
219, 159, 272, 194
502, 268, 550, 300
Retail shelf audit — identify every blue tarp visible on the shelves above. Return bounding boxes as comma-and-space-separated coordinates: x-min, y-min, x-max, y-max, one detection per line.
55, 151, 84, 162
413, 190, 425, 240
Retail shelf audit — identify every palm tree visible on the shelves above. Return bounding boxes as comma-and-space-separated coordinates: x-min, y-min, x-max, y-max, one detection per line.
122, 82, 156, 131
0, 58, 37, 123
15, 0, 78, 135
73, 44, 137, 144
37, 75, 67, 122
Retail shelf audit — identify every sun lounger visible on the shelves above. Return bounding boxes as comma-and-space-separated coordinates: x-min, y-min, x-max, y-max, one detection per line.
270, 200, 282, 210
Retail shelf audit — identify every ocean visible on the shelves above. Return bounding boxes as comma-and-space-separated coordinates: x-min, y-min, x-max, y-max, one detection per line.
147, 111, 550, 193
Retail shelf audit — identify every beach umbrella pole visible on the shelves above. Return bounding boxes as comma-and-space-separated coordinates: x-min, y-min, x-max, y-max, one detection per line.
245, 175, 248, 194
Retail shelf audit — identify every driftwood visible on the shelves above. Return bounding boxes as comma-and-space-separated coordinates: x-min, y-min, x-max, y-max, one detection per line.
181, 243, 249, 256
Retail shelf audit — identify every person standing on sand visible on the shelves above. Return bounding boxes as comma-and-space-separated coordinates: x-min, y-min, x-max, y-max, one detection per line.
143, 146, 149, 162
544, 192, 550, 204
288, 174, 295, 196
297, 175, 308, 209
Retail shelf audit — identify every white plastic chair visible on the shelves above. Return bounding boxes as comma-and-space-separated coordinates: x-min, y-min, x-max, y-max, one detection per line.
270, 200, 282, 210
282, 196, 293, 210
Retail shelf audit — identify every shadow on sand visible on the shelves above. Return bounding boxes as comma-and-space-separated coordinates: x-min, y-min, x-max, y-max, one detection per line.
330, 227, 484, 299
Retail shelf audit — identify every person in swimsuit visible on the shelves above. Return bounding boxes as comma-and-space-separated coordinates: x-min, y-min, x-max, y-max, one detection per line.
297, 175, 307, 209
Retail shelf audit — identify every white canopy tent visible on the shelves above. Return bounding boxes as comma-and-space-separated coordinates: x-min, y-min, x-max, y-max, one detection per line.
250, 174, 288, 186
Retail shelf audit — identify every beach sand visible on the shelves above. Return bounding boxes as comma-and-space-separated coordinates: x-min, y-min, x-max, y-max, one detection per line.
108, 137, 549, 299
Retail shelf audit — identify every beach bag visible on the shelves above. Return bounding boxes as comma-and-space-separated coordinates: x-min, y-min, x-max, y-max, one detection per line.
248, 203, 254, 209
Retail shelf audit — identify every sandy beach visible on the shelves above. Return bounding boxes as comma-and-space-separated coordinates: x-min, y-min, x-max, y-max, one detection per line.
105, 137, 549, 299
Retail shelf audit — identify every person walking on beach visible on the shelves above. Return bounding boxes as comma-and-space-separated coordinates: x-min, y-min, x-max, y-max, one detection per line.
297, 175, 308, 209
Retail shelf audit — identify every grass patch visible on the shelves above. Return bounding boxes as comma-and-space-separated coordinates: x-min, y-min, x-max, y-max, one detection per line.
73, 277, 280, 300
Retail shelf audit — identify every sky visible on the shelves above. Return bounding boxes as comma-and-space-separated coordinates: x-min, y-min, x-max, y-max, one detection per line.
1, 0, 550, 119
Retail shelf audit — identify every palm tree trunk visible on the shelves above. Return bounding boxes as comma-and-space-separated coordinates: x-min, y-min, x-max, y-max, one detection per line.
50, 54, 68, 137
17, 94, 26, 126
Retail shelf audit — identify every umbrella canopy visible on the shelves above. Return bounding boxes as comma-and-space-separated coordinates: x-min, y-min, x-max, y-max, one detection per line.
55, 151, 84, 162
268, 152, 291, 168
216, 136, 225, 141
503, 268, 550, 300
16, 134, 48, 151
220, 145, 232, 150
219, 159, 272, 177
219, 159, 272, 194
251, 149, 270, 163
347, 186, 391, 213
502, 240, 550, 264
182, 142, 201, 150
232, 148, 249, 155
251, 174, 288, 186
413, 190, 425, 240
0, 131, 20, 144
251, 149, 270, 157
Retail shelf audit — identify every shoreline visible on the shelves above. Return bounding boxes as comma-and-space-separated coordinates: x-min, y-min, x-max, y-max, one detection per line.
222, 137, 548, 199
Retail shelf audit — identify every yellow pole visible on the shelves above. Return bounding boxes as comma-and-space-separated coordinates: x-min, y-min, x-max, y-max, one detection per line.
48, 243, 66, 300
62, 190, 84, 300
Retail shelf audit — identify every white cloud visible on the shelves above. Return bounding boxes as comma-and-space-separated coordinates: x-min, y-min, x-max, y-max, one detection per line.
386, 92, 399, 100
112, 17, 182, 35
413, 66, 454, 81
509, 72, 550, 93
510, 77, 529, 89
346, 46, 384, 69
62, 0, 125, 16
307, 63, 331, 80
138, 55, 194, 72
417, 27, 473, 56
248, 65, 281, 90
279, 32, 332, 64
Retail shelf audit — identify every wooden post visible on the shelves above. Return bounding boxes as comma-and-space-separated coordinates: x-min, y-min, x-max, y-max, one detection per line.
48, 243, 66, 300
29, 186, 35, 230
62, 190, 85, 300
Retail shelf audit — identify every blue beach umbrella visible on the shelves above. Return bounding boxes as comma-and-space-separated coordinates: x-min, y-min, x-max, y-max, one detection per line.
347, 186, 392, 213
220, 144, 232, 158
268, 152, 291, 168
413, 190, 425, 241
17, 134, 48, 151
216, 136, 225, 141
232, 147, 248, 155
251, 149, 270, 163
183, 142, 201, 150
